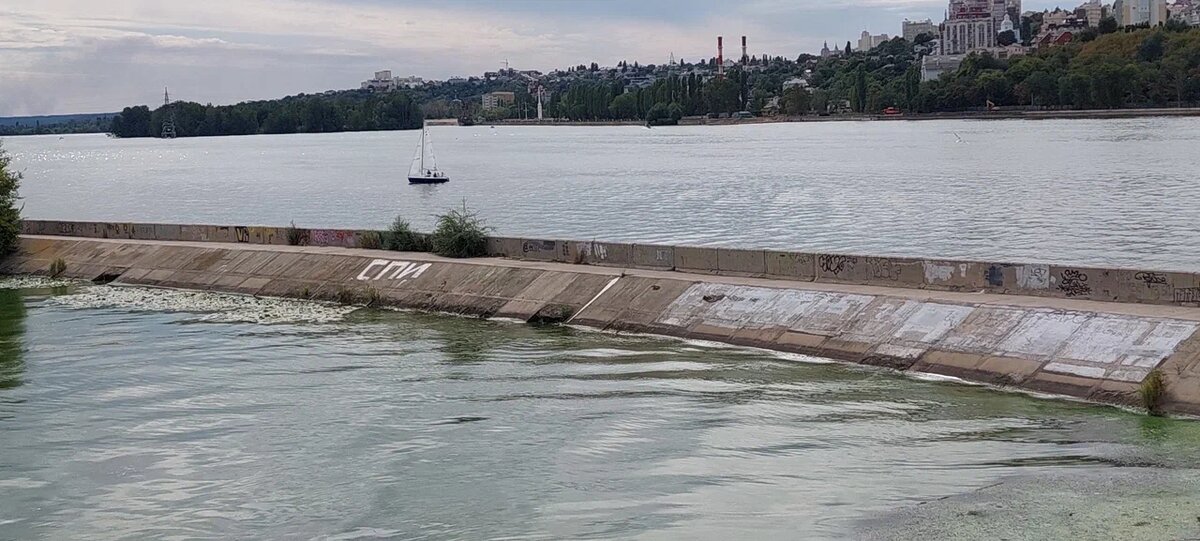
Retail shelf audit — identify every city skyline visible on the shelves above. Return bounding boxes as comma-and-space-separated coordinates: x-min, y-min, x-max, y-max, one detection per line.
2, 0, 1100, 116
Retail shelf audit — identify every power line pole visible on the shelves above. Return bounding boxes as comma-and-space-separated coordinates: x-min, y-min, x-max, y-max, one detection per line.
161, 87, 177, 139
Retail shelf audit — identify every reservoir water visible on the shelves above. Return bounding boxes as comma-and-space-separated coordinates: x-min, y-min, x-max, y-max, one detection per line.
2, 280, 1200, 540
7, 117, 1200, 270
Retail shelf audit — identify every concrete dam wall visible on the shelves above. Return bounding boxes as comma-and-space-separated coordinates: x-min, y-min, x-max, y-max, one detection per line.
21, 220, 1200, 307
10, 232, 1200, 416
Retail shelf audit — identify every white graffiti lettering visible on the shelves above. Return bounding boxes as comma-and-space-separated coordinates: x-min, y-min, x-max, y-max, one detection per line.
356, 259, 432, 282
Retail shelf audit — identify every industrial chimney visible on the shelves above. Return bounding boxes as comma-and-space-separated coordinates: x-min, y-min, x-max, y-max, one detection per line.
717, 36, 724, 77
741, 36, 747, 64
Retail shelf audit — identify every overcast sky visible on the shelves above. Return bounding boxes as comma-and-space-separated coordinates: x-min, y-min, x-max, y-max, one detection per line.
1, 0, 1062, 116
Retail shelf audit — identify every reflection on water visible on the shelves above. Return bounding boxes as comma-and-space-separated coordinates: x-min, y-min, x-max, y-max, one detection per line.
0, 289, 25, 389
8, 118, 1200, 269
1, 283, 1199, 540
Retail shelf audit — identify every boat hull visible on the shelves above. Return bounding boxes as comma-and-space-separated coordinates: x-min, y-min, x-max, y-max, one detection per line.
408, 176, 450, 184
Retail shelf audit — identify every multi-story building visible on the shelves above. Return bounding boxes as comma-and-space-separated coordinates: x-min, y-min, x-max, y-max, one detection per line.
921, 54, 964, 81
857, 31, 891, 51
1113, 0, 1169, 25
1076, 0, 1104, 26
940, 0, 997, 54
902, 19, 939, 41
361, 70, 395, 91
482, 92, 516, 110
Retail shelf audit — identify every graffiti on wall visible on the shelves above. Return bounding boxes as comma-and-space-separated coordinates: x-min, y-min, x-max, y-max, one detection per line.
1134, 272, 1168, 286
1057, 269, 1091, 297
1173, 288, 1200, 303
576, 242, 609, 261
235, 226, 250, 243
310, 229, 357, 247
818, 255, 857, 275
355, 259, 433, 283
1016, 264, 1049, 290
866, 258, 902, 281
985, 265, 1005, 287
522, 240, 556, 254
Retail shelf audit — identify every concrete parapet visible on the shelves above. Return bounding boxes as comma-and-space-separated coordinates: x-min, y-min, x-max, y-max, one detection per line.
765, 251, 816, 281
517, 238, 563, 261
1049, 265, 1118, 302
565, 240, 633, 267
631, 244, 674, 270
486, 236, 522, 257
674, 246, 719, 274
716, 248, 766, 277
24, 219, 1200, 308
308, 228, 358, 247
153, 224, 182, 241
859, 256, 924, 287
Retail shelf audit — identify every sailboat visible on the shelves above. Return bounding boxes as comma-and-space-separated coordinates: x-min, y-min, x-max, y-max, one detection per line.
408, 126, 449, 184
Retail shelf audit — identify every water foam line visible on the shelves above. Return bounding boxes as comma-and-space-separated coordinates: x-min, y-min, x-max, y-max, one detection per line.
565, 274, 622, 324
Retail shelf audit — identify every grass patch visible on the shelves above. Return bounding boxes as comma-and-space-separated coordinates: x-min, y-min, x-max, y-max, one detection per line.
431, 201, 490, 258
385, 217, 430, 252
358, 231, 383, 250
1140, 369, 1167, 416
48, 257, 66, 277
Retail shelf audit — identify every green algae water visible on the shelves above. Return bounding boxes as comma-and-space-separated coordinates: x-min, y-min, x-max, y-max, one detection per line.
2, 280, 1199, 540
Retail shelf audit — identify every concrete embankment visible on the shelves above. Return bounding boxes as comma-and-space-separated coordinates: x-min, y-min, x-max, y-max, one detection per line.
10, 230, 1200, 416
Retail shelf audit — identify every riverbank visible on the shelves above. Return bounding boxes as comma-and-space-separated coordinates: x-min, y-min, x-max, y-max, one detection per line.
10, 231, 1200, 416
478, 107, 1200, 127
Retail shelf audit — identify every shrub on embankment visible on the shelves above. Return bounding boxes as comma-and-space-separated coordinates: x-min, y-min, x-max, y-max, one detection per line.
429, 202, 489, 258
385, 217, 430, 252
0, 141, 22, 255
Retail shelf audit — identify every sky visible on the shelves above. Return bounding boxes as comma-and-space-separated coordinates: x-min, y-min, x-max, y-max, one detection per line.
0, 0, 1063, 116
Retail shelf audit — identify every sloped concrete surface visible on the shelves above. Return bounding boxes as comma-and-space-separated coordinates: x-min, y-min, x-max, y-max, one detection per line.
11, 234, 1200, 415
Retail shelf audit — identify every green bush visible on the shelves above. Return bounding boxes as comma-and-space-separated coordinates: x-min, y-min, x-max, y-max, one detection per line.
358, 231, 383, 250
0, 141, 22, 255
430, 202, 490, 258
385, 216, 430, 252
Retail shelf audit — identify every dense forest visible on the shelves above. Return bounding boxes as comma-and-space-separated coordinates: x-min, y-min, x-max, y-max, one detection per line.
108, 91, 423, 138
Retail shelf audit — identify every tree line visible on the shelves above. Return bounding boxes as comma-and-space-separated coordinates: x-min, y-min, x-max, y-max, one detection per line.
109, 92, 423, 138
816, 24, 1200, 114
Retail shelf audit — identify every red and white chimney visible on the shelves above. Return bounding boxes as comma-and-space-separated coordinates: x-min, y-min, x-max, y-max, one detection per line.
741, 36, 747, 64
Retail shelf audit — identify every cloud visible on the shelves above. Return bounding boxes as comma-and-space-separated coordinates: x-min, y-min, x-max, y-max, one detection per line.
0, 0, 964, 115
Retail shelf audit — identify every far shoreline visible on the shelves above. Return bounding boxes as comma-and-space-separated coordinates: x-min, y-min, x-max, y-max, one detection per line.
475, 106, 1200, 127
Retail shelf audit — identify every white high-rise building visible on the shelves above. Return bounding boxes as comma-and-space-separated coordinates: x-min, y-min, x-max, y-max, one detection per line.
1114, 0, 1169, 25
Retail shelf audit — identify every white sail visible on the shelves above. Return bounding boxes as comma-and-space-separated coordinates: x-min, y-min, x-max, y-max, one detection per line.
424, 129, 437, 171
408, 129, 424, 177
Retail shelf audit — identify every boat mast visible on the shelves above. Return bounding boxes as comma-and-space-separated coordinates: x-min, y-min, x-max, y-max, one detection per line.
419, 129, 425, 173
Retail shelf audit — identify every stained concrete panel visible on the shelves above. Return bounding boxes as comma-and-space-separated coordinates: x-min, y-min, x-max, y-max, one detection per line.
1049, 265, 1118, 302
518, 238, 562, 261
860, 257, 924, 288
921, 260, 985, 290
566, 241, 633, 267
631, 244, 674, 270
717, 248, 766, 277
764, 251, 816, 282
675, 246, 719, 274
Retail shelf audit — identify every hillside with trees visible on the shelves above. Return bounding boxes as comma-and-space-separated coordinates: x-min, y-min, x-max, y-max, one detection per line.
108, 91, 423, 138
91, 22, 1200, 136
